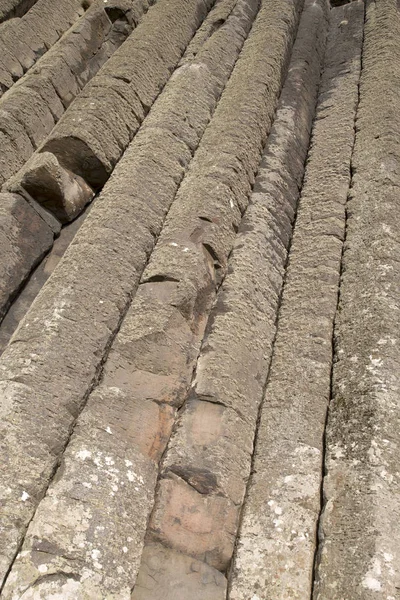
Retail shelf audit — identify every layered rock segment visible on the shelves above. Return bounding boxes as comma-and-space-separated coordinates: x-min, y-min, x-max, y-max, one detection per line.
0, 0, 265, 592
0, 0, 38, 23
0, 0, 216, 587
130, 0, 328, 595
0, 208, 89, 354
0, 0, 145, 185
314, 0, 400, 597
0, 0, 85, 92
0, 193, 54, 321
40, 0, 216, 189
0, 0, 303, 594
228, 2, 364, 598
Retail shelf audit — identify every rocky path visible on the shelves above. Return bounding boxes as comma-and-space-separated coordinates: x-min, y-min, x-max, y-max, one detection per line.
0, 0, 399, 597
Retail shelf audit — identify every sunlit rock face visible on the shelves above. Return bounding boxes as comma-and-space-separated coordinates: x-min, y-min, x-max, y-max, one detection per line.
1, 0, 399, 598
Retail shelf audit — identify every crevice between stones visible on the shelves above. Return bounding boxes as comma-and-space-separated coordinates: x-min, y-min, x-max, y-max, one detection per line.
224, 14, 329, 600
0, 5, 220, 589
309, 1, 366, 597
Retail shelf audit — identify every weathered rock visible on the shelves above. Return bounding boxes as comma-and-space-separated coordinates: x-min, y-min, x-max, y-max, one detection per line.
138, 0, 328, 589
42, 0, 216, 188
0, 0, 84, 77
8, 152, 94, 222
163, 399, 253, 505
133, 0, 311, 584
2, 400, 158, 600
314, 0, 400, 597
0, 0, 260, 588
132, 544, 227, 600
0, 0, 303, 590
0, 208, 87, 355
0, 192, 54, 321
0, 0, 141, 184
1, 85, 56, 149
149, 477, 238, 571
17, 188, 62, 235
229, 3, 364, 599
0, 0, 37, 22
0, 112, 35, 185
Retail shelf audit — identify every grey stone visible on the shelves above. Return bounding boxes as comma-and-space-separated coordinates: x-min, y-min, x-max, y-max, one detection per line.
229, 3, 364, 599
133, 0, 313, 584
0, 208, 86, 355
0, 0, 141, 184
314, 0, 400, 597
0, 0, 37, 22
132, 544, 227, 600
8, 152, 94, 222
0, 0, 301, 591
0, 192, 54, 320
0, 110, 35, 177
16, 188, 62, 235
0, 0, 256, 587
144, 0, 329, 591
42, 0, 216, 188
0, 0, 84, 76
0, 85, 55, 149
2, 398, 158, 600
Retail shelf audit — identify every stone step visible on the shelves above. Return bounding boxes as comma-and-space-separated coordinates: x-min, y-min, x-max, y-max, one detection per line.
0, 0, 146, 186
228, 2, 364, 599
0, 0, 256, 590
39, 0, 215, 190
314, 0, 400, 597
131, 0, 328, 594
0, 0, 85, 89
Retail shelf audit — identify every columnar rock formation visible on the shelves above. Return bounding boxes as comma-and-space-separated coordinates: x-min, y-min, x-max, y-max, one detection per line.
0, 0, 399, 598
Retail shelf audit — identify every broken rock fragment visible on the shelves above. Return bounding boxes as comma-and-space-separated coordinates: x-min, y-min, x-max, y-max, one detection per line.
8, 152, 94, 222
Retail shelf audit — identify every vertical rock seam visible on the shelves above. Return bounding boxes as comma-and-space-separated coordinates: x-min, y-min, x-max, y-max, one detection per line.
228, 2, 364, 599
0, 0, 215, 587
314, 0, 400, 597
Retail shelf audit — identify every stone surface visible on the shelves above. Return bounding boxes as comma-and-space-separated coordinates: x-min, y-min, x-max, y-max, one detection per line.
0, 112, 35, 186
0, 208, 87, 355
132, 544, 227, 600
42, 0, 216, 188
2, 0, 399, 597
0, 192, 54, 321
163, 399, 253, 505
17, 188, 62, 234
314, 0, 400, 597
0, 0, 140, 185
0, 0, 37, 22
131, 0, 310, 586
229, 3, 364, 599
0, 0, 302, 590
0, 0, 259, 588
148, 477, 238, 571
139, 0, 329, 592
8, 152, 94, 222
0, 0, 84, 80
2, 402, 158, 600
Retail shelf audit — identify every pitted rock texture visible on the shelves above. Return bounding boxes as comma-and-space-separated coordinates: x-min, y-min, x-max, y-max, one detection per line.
314, 0, 400, 597
0, 192, 54, 319
228, 2, 364, 598
0, 0, 399, 597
